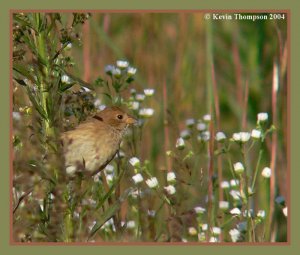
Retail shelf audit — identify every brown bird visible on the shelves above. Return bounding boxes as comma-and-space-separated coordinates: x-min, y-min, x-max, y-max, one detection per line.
61, 106, 136, 176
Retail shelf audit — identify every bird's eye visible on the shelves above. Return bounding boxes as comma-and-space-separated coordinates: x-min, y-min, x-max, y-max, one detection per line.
117, 114, 123, 120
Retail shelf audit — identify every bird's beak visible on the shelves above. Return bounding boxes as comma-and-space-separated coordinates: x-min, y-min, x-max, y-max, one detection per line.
126, 115, 137, 125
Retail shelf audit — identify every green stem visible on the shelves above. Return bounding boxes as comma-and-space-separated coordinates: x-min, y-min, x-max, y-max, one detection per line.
251, 148, 263, 191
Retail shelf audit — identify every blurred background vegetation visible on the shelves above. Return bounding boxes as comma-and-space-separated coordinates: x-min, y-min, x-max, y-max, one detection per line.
12, 12, 288, 242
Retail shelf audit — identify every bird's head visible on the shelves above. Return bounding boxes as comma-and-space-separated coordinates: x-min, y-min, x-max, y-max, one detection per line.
93, 106, 137, 131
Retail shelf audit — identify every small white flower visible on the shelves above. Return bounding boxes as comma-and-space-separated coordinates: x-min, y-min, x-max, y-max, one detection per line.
232, 132, 241, 142
233, 162, 245, 174
164, 185, 176, 195
221, 181, 230, 189
229, 228, 240, 242
201, 131, 210, 141
240, 132, 251, 143
104, 164, 114, 174
132, 173, 143, 184
144, 88, 155, 96
116, 60, 129, 69
230, 207, 241, 215
251, 129, 262, 139
230, 179, 240, 187
196, 122, 206, 131
180, 130, 191, 139
66, 42, 72, 49
135, 94, 146, 101
139, 108, 154, 118
126, 220, 136, 229
185, 118, 195, 127
13, 112, 21, 121
61, 74, 71, 84
283, 207, 288, 217
175, 137, 185, 150
219, 201, 229, 210
194, 206, 206, 214
188, 227, 198, 236
147, 210, 156, 217
209, 237, 218, 242
229, 190, 241, 200
127, 66, 137, 76
104, 65, 115, 74
203, 114, 211, 122
167, 172, 176, 182
129, 157, 140, 167
212, 227, 221, 235
261, 167, 271, 178
215, 132, 226, 142
201, 223, 208, 231
146, 177, 159, 188
257, 210, 266, 219
257, 112, 268, 123
129, 101, 140, 110
112, 67, 121, 77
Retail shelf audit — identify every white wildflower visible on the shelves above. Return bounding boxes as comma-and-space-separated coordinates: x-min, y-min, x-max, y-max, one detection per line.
240, 132, 251, 143
230, 207, 241, 215
194, 206, 206, 214
129, 157, 140, 167
257, 112, 268, 123
233, 162, 245, 174
219, 201, 229, 210
13, 112, 21, 121
201, 223, 208, 231
185, 118, 195, 127
209, 237, 218, 242
175, 137, 185, 150
61, 74, 71, 84
146, 177, 158, 188
167, 172, 176, 182
116, 60, 129, 69
132, 173, 143, 184
230, 179, 240, 187
283, 207, 288, 217
144, 88, 155, 96
203, 114, 211, 122
197, 122, 206, 131
251, 129, 262, 139
261, 167, 271, 178
188, 227, 198, 236
215, 132, 226, 142
229, 190, 241, 200
229, 228, 240, 242
129, 101, 139, 110
180, 130, 191, 139
139, 108, 154, 118
127, 66, 137, 76
126, 220, 136, 229
135, 94, 145, 101
257, 210, 266, 219
232, 132, 241, 142
212, 227, 221, 235
201, 131, 210, 141
164, 185, 176, 195
221, 181, 230, 189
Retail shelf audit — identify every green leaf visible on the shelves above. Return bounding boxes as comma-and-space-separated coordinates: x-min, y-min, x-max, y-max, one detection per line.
26, 87, 48, 120
13, 63, 36, 83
